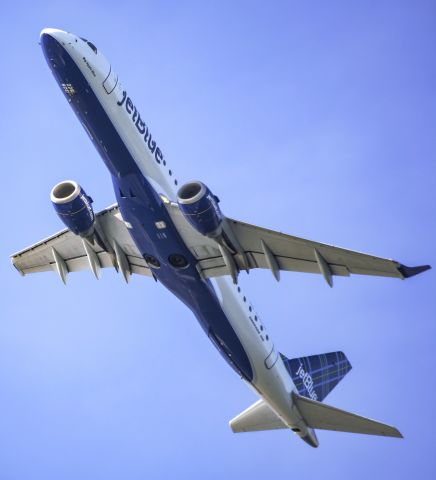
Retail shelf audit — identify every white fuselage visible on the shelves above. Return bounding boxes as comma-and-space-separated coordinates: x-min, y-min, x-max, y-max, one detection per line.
41, 28, 314, 443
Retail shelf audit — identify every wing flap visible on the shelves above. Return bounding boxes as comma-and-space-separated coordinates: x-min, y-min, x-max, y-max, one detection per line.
248, 251, 351, 276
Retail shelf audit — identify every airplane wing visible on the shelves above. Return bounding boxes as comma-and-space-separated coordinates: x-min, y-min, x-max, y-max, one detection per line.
12, 200, 430, 286
11, 204, 152, 283
165, 201, 430, 285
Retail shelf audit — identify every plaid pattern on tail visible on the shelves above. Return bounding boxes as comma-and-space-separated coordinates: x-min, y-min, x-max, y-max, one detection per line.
281, 351, 352, 402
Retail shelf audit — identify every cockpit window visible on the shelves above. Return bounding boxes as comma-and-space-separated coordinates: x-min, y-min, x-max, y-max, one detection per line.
87, 41, 97, 54
80, 37, 97, 54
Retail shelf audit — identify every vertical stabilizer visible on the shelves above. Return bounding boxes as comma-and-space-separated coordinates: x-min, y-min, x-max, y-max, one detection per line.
282, 351, 352, 402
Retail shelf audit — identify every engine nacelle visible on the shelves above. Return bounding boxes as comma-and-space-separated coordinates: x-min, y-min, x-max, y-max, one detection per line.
177, 181, 223, 237
50, 180, 95, 237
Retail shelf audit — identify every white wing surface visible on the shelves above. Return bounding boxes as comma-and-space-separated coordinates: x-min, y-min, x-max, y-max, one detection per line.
165, 202, 430, 284
11, 204, 151, 283
12, 201, 429, 285
293, 393, 402, 438
229, 399, 287, 433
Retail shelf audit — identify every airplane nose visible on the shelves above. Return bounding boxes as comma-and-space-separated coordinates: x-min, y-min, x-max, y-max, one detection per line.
40, 28, 69, 71
40, 30, 53, 48
40, 29, 58, 52
40, 28, 67, 40
40, 28, 72, 51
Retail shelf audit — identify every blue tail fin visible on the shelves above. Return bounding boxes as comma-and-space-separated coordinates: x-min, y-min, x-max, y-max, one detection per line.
281, 351, 352, 402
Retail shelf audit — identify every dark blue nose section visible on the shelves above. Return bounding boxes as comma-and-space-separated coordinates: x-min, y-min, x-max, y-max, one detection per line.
40, 32, 77, 92
40, 32, 66, 70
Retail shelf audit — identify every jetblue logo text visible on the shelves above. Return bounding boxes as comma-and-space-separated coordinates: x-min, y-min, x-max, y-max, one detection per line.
80, 193, 94, 221
295, 364, 318, 401
117, 90, 164, 165
206, 193, 221, 217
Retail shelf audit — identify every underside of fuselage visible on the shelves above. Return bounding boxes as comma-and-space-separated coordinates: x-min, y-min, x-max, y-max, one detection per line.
40, 32, 254, 382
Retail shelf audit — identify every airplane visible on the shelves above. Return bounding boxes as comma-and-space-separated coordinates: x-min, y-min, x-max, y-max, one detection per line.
11, 28, 431, 448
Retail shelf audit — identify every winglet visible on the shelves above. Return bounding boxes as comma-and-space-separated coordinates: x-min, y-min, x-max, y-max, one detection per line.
397, 264, 431, 279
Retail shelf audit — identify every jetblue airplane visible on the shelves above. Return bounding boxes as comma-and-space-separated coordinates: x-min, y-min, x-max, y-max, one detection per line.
11, 28, 430, 448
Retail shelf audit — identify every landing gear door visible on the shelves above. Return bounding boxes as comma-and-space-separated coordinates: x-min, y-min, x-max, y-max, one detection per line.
103, 65, 118, 94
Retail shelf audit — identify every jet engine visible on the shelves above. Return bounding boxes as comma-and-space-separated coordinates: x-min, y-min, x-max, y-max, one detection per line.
50, 180, 95, 237
177, 181, 223, 237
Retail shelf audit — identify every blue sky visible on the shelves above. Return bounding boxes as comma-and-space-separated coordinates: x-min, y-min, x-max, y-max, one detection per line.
1, 1, 435, 479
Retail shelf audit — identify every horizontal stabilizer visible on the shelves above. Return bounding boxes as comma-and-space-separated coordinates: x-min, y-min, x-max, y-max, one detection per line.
293, 392, 402, 438
230, 399, 287, 433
